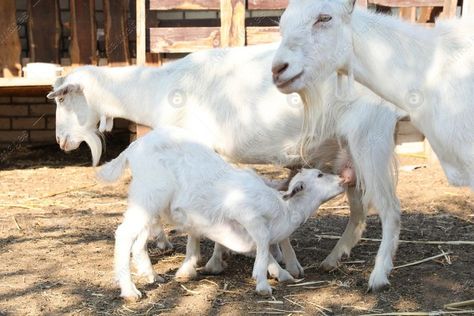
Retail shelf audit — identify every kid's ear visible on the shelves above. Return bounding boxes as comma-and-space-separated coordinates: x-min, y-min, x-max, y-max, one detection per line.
283, 181, 305, 200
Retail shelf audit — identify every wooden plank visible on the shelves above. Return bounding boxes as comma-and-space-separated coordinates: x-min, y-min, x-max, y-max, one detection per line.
463, 0, 474, 17
150, 27, 221, 53
70, 0, 97, 65
0, 77, 55, 87
246, 27, 280, 45
220, 0, 245, 47
136, 0, 146, 66
399, 7, 417, 21
150, 0, 220, 10
369, 0, 445, 7
104, 0, 130, 66
440, 0, 458, 18
0, 0, 21, 77
248, 0, 288, 10
27, 0, 61, 63
357, 0, 369, 7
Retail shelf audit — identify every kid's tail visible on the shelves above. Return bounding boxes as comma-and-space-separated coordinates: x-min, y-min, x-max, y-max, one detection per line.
97, 150, 128, 182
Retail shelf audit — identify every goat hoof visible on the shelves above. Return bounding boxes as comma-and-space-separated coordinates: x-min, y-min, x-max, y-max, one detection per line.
121, 285, 142, 302
256, 283, 272, 296
320, 258, 338, 272
277, 270, 294, 283
286, 262, 304, 279
175, 265, 197, 281
203, 259, 227, 275
368, 273, 390, 292
145, 272, 165, 284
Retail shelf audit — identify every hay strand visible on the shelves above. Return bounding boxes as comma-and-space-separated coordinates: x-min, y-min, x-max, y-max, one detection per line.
393, 252, 452, 270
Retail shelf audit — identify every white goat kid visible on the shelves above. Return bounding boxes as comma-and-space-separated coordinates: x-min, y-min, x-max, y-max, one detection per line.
98, 127, 344, 299
47, 44, 403, 290
272, 0, 474, 190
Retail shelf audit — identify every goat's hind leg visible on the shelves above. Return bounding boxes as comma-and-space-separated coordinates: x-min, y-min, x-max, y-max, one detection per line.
131, 225, 165, 284
267, 252, 294, 283
280, 238, 304, 278
204, 242, 228, 274
321, 187, 367, 271
115, 209, 150, 301
176, 235, 201, 281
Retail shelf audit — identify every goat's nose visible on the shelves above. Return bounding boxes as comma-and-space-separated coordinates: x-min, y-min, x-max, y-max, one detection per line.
272, 63, 289, 76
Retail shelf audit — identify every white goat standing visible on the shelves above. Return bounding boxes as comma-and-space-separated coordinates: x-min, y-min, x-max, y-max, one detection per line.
47, 44, 403, 290
272, 0, 474, 190
98, 127, 344, 300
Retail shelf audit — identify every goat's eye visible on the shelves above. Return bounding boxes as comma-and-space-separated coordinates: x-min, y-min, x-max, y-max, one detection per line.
318, 173, 324, 178
315, 14, 332, 25
58, 97, 64, 103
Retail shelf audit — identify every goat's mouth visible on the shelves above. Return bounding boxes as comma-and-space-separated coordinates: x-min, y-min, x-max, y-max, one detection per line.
275, 71, 304, 90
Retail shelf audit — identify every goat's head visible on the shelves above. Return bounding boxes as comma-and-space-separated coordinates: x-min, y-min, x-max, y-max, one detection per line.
47, 76, 111, 166
272, 0, 356, 94
283, 168, 344, 203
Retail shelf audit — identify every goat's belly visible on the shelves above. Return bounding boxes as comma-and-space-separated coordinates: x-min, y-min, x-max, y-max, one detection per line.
204, 222, 255, 254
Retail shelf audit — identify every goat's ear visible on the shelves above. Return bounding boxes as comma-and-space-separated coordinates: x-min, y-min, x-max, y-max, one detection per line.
345, 0, 357, 14
283, 181, 305, 200
47, 83, 82, 99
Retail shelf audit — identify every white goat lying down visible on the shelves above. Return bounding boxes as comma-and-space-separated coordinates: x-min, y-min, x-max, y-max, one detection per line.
98, 127, 344, 300
48, 44, 403, 290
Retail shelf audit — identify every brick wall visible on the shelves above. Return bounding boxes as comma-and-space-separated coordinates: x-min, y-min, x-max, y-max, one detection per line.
0, 96, 55, 146
0, 94, 131, 148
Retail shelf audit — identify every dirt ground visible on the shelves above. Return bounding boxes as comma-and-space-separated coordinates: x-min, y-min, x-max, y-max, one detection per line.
0, 142, 472, 316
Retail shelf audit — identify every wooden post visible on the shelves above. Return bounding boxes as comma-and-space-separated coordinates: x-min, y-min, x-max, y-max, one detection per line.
0, 0, 21, 77
69, 0, 97, 66
463, 0, 474, 17
399, 8, 417, 22
27, 0, 61, 63
220, 0, 245, 47
440, 0, 458, 18
135, 0, 149, 138
104, 0, 130, 66
356, 0, 368, 8
136, 0, 146, 66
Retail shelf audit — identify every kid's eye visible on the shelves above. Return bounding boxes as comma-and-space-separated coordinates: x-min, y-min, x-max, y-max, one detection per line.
315, 14, 332, 25
318, 173, 324, 178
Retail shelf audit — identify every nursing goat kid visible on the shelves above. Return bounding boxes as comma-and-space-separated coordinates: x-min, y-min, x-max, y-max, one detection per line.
48, 44, 404, 290
272, 0, 474, 190
98, 127, 344, 299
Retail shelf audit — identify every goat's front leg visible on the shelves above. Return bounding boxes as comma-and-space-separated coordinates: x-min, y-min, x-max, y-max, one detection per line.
245, 222, 272, 296
175, 235, 201, 281
204, 242, 228, 274
280, 238, 304, 278
321, 186, 367, 271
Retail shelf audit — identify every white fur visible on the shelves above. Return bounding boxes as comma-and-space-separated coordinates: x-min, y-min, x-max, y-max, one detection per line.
98, 126, 344, 299
273, 0, 474, 190
48, 44, 403, 290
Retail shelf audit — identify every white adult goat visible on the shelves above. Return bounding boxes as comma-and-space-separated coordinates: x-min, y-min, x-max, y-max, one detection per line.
272, 0, 474, 190
99, 126, 345, 299
47, 44, 403, 290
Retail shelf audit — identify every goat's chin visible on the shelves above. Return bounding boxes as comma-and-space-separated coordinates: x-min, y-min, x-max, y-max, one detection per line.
83, 132, 103, 167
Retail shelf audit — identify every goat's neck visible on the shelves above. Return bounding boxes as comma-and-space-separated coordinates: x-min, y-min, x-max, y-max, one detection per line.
83, 67, 164, 127
348, 8, 435, 112
285, 192, 322, 227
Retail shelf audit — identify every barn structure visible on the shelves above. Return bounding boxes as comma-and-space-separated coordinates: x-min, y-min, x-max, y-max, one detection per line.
0, 0, 473, 159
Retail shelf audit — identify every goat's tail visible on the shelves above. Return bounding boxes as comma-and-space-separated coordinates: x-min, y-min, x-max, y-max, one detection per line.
97, 150, 128, 183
